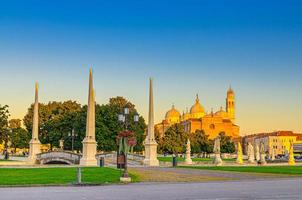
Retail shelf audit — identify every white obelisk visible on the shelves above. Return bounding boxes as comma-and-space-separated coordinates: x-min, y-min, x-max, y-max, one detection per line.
143, 78, 159, 166
80, 69, 97, 166
27, 82, 41, 164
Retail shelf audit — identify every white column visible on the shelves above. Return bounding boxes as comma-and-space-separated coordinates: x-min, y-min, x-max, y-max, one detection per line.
27, 82, 41, 164
80, 68, 97, 166
143, 78, 159, 166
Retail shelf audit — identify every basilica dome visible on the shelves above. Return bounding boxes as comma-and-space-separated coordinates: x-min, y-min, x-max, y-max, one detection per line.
215, 107, 229, 119
190, 95, 205, 119
165, 105, 181, 124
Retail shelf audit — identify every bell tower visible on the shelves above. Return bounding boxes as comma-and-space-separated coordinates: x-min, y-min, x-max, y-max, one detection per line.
226, 86, 235, 123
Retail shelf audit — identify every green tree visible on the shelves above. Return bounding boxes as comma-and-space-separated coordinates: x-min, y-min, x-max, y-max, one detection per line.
8, 119, 30, 151
94, 97, 146, 152
0, 105, 10, 158
162, 124, 187, 155
190, 130, 213, 156
23, 101, 81, 150
22, 97, 146, 153
219, 132, 235, 153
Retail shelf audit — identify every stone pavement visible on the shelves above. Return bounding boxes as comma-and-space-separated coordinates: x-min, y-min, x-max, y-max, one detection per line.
1, 178, 302, 200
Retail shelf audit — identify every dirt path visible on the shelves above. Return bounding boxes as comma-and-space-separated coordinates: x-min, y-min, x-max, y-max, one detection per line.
129, 167, 296, 182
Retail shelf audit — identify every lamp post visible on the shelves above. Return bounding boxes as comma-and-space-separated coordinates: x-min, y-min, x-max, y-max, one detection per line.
118, 106, 139, 181
68, 129, 78, 152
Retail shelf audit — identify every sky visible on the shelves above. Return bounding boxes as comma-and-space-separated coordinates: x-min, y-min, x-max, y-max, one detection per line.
0, 0, 302, 134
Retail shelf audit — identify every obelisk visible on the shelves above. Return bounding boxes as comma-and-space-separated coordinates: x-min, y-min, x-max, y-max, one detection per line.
143, 78, 159, 166
80, 69, 97, 166
27, 82, 41, 164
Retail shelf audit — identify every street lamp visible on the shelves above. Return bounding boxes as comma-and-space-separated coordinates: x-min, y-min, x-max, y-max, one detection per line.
68, 129, 78, 152
118, 107, 139, 130
117, 106, 139, 179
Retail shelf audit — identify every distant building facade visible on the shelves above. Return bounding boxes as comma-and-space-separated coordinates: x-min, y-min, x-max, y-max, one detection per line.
242, 131, 302, 156
155, 87, 240, 139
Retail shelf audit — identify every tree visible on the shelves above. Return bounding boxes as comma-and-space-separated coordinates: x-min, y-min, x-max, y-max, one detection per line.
8, 119, 30, 151
94, 97, 146, 152
190, 130, 213, 156
22, 97, 146, 152
219, 132, 235, 153
0, 105, 10, 158
23, 101, 82, 150
161, 124, 187, 155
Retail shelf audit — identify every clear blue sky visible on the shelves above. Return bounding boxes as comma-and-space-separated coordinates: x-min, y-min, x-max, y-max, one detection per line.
0, 0, 302, 134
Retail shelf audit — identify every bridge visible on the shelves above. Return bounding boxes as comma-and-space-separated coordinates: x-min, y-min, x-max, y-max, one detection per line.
36, 151, 81, 165
96, 153, 145, 166
36, 151, 145, 166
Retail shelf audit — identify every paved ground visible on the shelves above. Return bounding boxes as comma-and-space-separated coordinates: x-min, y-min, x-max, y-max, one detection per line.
1, 178, 302, 200
129, 167, 295, 182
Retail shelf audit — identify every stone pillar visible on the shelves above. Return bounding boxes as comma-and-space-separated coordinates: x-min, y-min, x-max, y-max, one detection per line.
143, 78, 159, 166
247, 143, 255, 164
288, 143, 295, 165
80, 69, 97, 166
27, 82, 41, 164
236, 142, 243, 164
185, 139, 193, 165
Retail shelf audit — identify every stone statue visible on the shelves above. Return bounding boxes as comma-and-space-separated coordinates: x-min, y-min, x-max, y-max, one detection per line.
185, 139, 193, 165
213, 136, 223, 166
259, 141, 266, 165
255, 144, 260, 162
247, 142, 255, 163
59, 139, 64, 151
213, 136, 221, 154
236, 142, 243, 164
288, 142, 295, 165
271, 149, 275, 161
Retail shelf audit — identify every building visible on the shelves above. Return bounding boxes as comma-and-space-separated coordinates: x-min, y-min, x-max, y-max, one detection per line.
242, 131, 302, 156
155, 87, 240, 139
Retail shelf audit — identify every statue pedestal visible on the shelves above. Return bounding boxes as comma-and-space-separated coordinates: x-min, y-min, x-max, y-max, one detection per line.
259, 154, 267, 165
80, 137, 97, 166
27, 139, 41, 164
143, 141, 159, 166
236, 156, 243, 164
248, 157, 255, 164
213, 153, 223, 166
120, 177, 131, 183
185, 152, 193, 165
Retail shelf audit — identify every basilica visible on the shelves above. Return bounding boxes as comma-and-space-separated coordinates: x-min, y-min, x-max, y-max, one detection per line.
155, 87, 239, 139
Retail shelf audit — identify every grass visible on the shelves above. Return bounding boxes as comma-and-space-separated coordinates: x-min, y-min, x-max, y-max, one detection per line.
181, 166, 302, 175
0, 159, 15, 162
0, 167, 139, 186
158, 157, 235, 162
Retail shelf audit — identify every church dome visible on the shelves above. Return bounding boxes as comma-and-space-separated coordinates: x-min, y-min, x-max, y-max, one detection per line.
165, 105, 181, 124
215, 107, 229, 119
190, 95, 205, 119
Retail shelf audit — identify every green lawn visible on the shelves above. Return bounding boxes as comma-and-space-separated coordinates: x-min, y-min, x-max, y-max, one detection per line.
158, 157, 235, 162
0, 159, 15, 162
0, 167, 139, 186
181, 166, 302, 175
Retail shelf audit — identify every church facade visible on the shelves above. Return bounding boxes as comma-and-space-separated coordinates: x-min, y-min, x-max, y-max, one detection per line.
155, 87, 239, 139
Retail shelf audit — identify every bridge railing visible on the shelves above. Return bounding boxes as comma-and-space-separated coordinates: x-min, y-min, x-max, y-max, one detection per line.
36, 151, 81, 164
